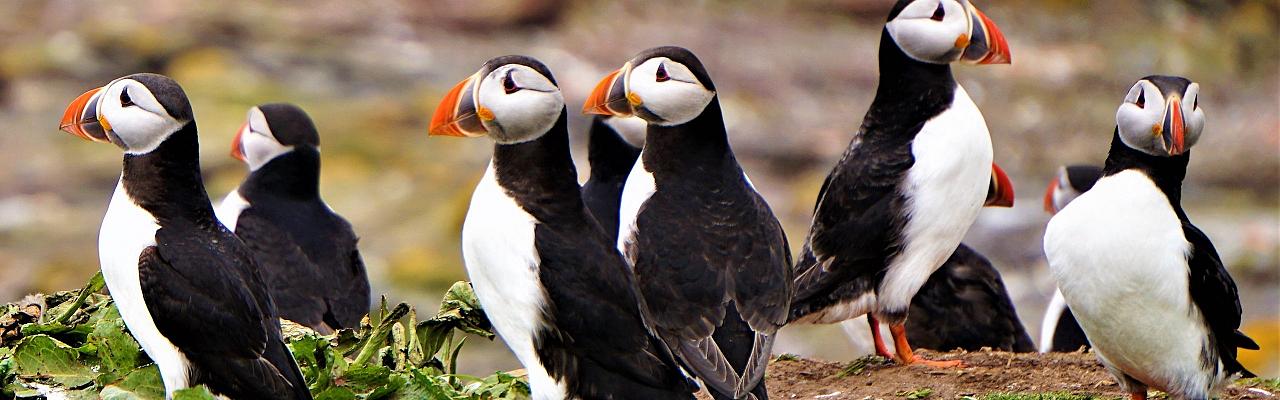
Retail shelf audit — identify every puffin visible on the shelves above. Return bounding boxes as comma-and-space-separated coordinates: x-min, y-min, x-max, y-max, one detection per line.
428, 55, 695, 399
584, 46, 792, 400
58, 73, 310, 399
1044, 76, 1258, 399
902, 165, 1033, 353
1037, 164, 1102, 353
215, 103, 371, 334
581, 115, 643, 240
788, 0, 1012, 367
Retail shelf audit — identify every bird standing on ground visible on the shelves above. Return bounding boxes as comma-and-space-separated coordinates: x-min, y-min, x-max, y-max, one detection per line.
788, 0, 1012, 367
1044, 76, 1258, 400
59, 74, 310, 399
1038, 164, 1102, 353
216, 103, 371, 334
585, 46, 792, 400
429, 55, 694, 400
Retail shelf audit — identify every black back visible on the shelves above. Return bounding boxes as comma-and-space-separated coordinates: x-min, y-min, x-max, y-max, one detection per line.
790, 27, 958, 323
125, 124, 310, 399
1049, 307, 1090, 352
1102, 127, 1258, 378
491, 108, 694, 399
905, 244, 1034, 353
581, 116, 641, 241
234, 146, 371, 331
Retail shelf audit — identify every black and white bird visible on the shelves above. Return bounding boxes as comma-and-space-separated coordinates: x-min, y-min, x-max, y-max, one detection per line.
584, 46, 792, 400
788, 0, 1011, 367
581, 115, 643, 240
1038, 164, 1102, 353
59, 74, 310, 399
1044, 76, 1258, 400
428, 56, 694, 400
215, 103, 371, 334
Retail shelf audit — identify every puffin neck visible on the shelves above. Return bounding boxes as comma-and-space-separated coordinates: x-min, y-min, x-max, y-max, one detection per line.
1102, 128, 1190, 219
863, 29, 957, 137
121, 123, 217, 223
587, 118, 641, 179
491, 110, 582, 215
642, 97, 735, 171
240, 148, 321, 201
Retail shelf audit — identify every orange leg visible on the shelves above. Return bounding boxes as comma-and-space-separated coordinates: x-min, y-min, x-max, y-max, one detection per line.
1129, 392, 1146, 400
867, 316, 894, 358
888, 323, 964, 367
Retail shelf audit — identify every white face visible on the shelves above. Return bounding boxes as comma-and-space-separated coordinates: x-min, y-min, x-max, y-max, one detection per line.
627, 57, 715, 126
97, 78, 186, 154
238, 107, 293, 170
475, 64, 564, 144
1115, 80, 1205, 156
885, 0, 973, 64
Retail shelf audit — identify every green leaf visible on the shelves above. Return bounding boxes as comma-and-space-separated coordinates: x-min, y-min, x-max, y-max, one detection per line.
11, 334, 97, 387
352, 303, 409, 366
87, 307, 142, 383
99, 366, 165, 400
171, 385, 217, 400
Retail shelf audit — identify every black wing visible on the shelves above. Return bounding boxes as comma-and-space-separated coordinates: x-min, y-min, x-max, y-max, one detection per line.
1183, 222, 1258, 378
533, 215, 694, 399
905, 244, 1034, 352
234, 210, 330, 330
790, 131, 916, 321
142, 223, 309, 399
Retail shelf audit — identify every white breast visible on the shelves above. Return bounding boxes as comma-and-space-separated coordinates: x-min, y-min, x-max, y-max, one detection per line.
213, 190, 249, 231
98, 178, 191, 396
1044, 170, 1220, 397
616, 154, 656, 263
878, 85, 993, 315
460, 163, 564, 400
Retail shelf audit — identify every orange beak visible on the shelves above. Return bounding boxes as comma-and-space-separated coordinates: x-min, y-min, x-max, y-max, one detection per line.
230, 121, 248, 162
1043, 178, 1059, 214
984, 162, 1015, 208
960, 4, 1012, 65
583, 64, 634, 116
1163, 98, 1186, 155
428, 72, 487, 137
59, 87, 113, 143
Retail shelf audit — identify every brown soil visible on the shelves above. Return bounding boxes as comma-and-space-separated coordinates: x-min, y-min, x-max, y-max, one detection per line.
696, 350, 1272, 399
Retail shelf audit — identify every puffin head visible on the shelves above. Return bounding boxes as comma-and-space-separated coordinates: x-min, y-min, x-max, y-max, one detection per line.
1115, 75, 1204, 157
60, 73, 193, 154
230, 103, 320, 170
428, 55, 564, 144
884, 0, 1011, 65
1043, 165, 1103, 214
582, 46, 716, 127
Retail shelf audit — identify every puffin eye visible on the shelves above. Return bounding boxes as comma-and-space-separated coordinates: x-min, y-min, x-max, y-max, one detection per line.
502, 72, 519, 94
120, 89, 134, 107
655, 63, 670, 82
930, 2, 945, 21
1134, 88, 1145, 108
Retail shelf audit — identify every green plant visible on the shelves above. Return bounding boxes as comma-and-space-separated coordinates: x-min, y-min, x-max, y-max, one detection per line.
834, 355, 891, 378
982, 392, 1120, 400
897, 387, 933, 399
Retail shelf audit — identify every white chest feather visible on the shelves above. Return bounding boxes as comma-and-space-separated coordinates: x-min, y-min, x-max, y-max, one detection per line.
213, 190, 250, 232
460, 163, 564, 399
878, 85, 993, 314
616, 154, 656, 262
1044, 170, 1220, 396
98, 179, 191, 396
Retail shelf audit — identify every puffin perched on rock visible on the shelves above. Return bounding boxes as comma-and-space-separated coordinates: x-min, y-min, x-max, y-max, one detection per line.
1038, 164, 1102, 353
216, 103, 371, 333
1044, 76, 1258, 399
429, 55, 694, 399
585, 46, 792, 400
789, 0, 1012, 367
59, 74, 310, 399
581, 115, 643, 240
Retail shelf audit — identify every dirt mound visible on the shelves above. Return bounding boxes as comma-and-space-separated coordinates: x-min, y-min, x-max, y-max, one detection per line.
706, 350, 1273, 399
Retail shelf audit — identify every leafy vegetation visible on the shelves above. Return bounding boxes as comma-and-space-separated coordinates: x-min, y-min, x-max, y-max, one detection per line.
1239, 377, 1280, 392
897, 387, 933, 399
980, 393, 1120, 400
0, 275, 528, 399
834, 355, 891, 378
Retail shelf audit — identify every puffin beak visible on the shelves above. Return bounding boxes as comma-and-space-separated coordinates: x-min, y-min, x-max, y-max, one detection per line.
583, 63, 634, 116
59, 87, 113, 143
1043, 178, 1059, 214
428, 72, 487, 137
959, 4, 1011, 65
230, 121, 248, 162
985, 162, 1015, 208
1162, 98, 1186, 155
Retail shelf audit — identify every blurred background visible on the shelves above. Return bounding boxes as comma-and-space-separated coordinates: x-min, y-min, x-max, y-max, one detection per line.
0, 0, 1276, 377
